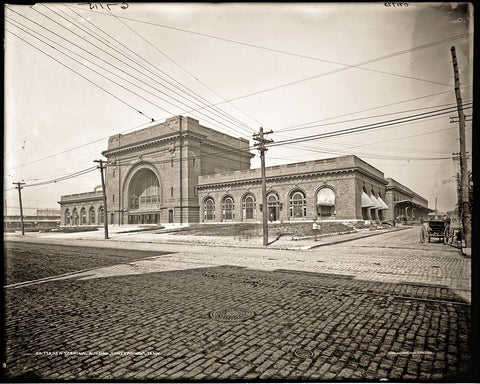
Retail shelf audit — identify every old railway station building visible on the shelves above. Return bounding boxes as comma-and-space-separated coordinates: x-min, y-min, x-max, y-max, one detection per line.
59, 116, 431, 226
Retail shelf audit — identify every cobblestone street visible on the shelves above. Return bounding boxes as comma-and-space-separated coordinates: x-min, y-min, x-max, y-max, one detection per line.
3, 227, 473, 381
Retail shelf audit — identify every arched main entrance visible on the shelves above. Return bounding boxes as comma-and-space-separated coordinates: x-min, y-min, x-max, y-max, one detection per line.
126, 167, 161, 224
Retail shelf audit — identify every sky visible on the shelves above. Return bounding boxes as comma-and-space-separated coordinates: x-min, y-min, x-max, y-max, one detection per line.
4, 2, 473, 214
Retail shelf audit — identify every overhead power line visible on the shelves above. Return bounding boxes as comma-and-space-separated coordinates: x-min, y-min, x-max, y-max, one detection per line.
22, 166, 98, 188
274, 87, 472, 132
275, 101, 472, 134
11, 98, 466, 172
108, 105, 467, 169
5, 27, 155, 122
35, 4, 253, 137
94, 5, 260, 133
13, 104, 461, 189
67, 4, 467, 87
6, 17, 179, 115
268, 104, 473, 149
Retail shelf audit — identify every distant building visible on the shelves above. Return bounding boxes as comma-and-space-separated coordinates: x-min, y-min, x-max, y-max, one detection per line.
58, 116, 431, 226
4, 208, 61, 230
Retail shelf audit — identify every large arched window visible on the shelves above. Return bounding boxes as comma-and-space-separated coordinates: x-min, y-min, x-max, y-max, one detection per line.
290, 190, 306, 219
222, 196, 234, 220
65, 208, 71, 226
128, 168, 161, 209
81, 208, 87, 225
316, 187, 335, 218
98, 207, 105, 224
89, 207, 96, 225
204, 198, 215, 221
243, 195, 256, 220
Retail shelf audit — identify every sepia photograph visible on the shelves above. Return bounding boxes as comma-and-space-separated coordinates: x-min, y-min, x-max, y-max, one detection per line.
3, 2, 475, 381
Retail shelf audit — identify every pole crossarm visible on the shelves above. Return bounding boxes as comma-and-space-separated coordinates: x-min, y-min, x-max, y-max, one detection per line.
13, 182, 26, 236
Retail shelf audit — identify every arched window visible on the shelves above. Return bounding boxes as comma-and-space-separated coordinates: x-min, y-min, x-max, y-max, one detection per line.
65, 209, 71, 225
290, 190, 306, 219
267, 193, 280, 221
72, 208, 79, 225
204, 198, 215, 221
81, 208, 87, 225
222, 196, 234, 220
316, 187, 335, 218
99, 207, 105, 224
243, 195, 256, 220
89, 207, 95, 225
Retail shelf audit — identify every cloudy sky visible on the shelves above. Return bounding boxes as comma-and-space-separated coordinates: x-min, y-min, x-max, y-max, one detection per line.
4, 2, 473, 214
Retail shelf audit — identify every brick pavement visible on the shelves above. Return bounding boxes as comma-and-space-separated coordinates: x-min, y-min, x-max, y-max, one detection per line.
4, 263, 471, 381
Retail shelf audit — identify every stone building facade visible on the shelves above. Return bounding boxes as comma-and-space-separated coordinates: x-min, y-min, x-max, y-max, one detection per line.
58, 115, 431, 226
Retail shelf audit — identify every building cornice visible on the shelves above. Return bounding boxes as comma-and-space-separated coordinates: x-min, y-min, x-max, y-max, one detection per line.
58, 196, 103, 205
198, 165, 388, 190
198, 168, 357, 189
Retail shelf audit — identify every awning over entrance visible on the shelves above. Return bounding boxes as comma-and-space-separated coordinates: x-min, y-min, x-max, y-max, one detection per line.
369, 195, 383, 210
377, 196, 389, 210
317, 188, 335, 206
361, 192, 375, 208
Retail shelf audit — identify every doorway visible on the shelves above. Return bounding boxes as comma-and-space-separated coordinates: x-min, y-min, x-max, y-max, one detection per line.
168, 209, 174, 223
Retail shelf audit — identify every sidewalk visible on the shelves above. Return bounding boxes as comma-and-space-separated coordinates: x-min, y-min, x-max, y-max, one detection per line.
4, 225, 408, 250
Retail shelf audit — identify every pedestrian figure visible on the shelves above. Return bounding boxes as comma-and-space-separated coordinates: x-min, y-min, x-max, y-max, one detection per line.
420, 219, 428, 243
444, 217, 451, 244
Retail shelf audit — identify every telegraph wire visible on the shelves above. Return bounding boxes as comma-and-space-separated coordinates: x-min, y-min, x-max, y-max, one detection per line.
97, 5, 265, 131
11, 121, 157, 169
101, 5, 257, 134
10, 94, 465, 171
34, 4, 252, 137
5, 27, 155, 122
6, 19, 174, 116
6, 17, 179, 115
8, 4, 472, 130
289, 122, 455, 155
22, 167, 98, 188
67, 4, 467, 87
108, 105, 466, 169
10, 106, 461, 189
50, 3, 255, 137
268, 105, 472, 148
278, 88, 472, 131
275, 101, 472, 134
283, 143, 451, 162
12, 99, 466, 172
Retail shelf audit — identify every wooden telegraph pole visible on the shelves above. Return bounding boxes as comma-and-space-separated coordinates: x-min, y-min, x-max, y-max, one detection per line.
94, 159, 109, 239
13, 182, 25, 236
450, 46, 471, 250
253, 127, 273, 246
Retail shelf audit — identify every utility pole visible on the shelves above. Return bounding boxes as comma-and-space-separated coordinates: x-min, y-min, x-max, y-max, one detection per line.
94, 159, 109, 239
450, 46, 471, 250
13, 182, 25, 236
253, 127, 273, 246
452, 152, 462, 222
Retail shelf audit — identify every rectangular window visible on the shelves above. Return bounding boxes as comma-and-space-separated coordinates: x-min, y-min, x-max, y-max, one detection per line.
113, 194, 115, 203
171, 159, 174, 167
193, 186, 197, 196
113, 170, 115, 178
193, 158, 196, 167
171, 187, 174, 198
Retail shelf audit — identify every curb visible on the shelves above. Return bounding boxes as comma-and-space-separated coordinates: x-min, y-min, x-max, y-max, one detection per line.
308, 227, 410, 249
